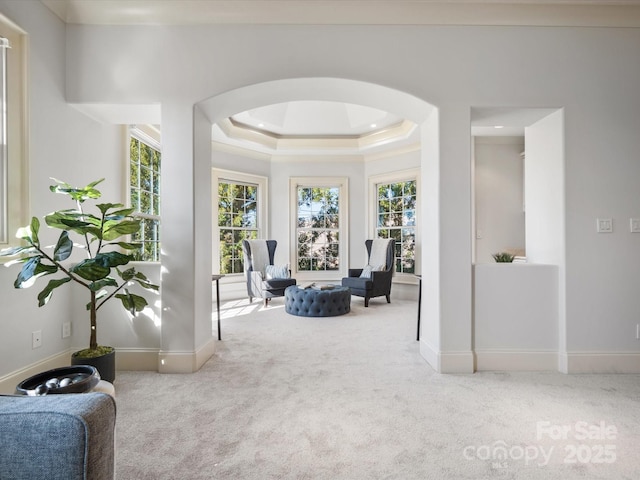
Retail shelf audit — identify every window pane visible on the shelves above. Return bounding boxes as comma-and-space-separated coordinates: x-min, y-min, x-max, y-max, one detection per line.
296, 185, 341, 272
130, 162, 139, 187
217, 179, 260, 273
244, 201, 257, 227
375, 179, 416, 275
153, 194, 160, 216
130, 188, 140, 211
140, 190, 151, 213
129, 128, 161, 262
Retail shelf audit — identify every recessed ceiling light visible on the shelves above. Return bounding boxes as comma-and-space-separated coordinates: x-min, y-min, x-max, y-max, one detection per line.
370, 123, 377, 128
494, 125, 504, 129
258, 123, 264, 128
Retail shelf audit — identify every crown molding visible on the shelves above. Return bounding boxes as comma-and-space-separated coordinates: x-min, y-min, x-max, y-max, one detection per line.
42, 1, 640, 27
218, 117, 416, 154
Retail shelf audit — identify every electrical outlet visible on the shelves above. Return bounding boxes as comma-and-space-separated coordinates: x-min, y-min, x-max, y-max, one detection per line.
596, 218, 613, 233
630, 219, 640, 233
62, 322, 71, 338
32, 330, 42, 349
636, 324, 639, 340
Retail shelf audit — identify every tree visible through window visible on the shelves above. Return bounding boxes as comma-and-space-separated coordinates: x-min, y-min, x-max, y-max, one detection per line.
376, 180, 416, 274
218, 181, 258, 274
296, 186, 340, 271
129, 127, 161, 261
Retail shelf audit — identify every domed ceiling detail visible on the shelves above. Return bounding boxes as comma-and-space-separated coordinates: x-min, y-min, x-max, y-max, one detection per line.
212, 100, 418, 157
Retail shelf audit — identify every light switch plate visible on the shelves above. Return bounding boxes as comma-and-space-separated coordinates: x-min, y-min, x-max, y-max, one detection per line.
630, 218, 640, 233
597, 218, 613, 233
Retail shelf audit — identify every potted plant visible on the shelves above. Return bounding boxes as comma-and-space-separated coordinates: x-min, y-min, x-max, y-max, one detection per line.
0, 179, 159, 382
492, 252, 515, 263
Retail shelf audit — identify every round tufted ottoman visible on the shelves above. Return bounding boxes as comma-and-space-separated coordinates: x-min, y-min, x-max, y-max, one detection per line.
284, 285, 351, 317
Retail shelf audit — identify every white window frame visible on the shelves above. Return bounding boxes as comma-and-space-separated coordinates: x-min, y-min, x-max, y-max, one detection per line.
0, 15, 28, 251
127, 125, 161, 262
368, 168, 420, 280
212, 169, 268, 277
290, 176, 349, 281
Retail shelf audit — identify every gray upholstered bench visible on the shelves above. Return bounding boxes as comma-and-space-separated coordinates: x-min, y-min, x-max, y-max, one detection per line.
0, 393, 116, 480
284, 285, 351, 317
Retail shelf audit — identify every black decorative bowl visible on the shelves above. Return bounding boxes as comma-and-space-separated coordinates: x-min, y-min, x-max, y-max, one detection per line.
15, 365, 101, 396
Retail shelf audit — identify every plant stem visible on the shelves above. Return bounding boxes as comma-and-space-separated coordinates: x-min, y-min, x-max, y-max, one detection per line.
89, 290, 97, 350
32, 241, 91, 290
96, 280, 128, 311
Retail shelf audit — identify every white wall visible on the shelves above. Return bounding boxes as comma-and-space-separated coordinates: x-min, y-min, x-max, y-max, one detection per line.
62, 22, 640, 372
474, 263, 558, 371
0, 1, 147, 386
3, 1, 640, 376
474, 137, 525, 264
524, 110, 568, 371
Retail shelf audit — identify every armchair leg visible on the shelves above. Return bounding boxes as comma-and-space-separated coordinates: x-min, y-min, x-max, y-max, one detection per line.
364, 296, 369, 307
264, 298, 270, 307
386, 294, 391, 303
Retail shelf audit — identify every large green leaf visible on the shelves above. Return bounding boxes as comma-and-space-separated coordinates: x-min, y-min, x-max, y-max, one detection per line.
0, 245, 33, 257
33, 262, 58, 277
96, 203, 126, 215
37, 277, 71, 307
104, 208, 135, 221
50, 178, 104, 202
53, 231, 73, 261
109, 241, 142, 251
45, 213, 104, 239
71, 258, 111, 281
131, 273, 159, 291
14, 256, 42, 288
59, 218, 97, 229
30, 217, 40, 245
45, 211, 85, 230
116, 268, 159, 291
94, 251, 133, 267
103, 220, 141, 241
16, 220, 36, 244
117, 267, 137, 282
115, 290, 148, 315
88, 277, 118, 292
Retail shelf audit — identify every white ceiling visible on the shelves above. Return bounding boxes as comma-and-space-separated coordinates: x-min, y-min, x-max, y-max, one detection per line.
231, 101, 404, 137
43, 1, 630, 155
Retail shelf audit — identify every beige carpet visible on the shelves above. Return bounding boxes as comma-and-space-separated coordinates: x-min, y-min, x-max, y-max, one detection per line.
114, 296, 640, 479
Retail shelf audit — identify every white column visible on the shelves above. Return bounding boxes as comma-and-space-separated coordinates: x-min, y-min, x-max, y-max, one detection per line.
158, 101, 214, 373
420, 105, 474, 373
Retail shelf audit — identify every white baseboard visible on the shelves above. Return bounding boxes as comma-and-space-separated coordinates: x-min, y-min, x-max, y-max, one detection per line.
158, 336, 217, 373
0, 340, 219, 394
116, 348, 161, 372
0, 350, 72, 394
440, 350, 475, 373
560, 352, 640, 373
195, 336, 217, 371
419, 341, 475, 373
475, 350, 558, 371
419, 339, 439, 371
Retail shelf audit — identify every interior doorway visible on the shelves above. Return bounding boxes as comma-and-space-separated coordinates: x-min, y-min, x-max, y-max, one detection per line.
471, 107, 563, 265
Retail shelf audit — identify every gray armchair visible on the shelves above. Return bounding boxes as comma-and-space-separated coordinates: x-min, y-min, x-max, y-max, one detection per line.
342, 239, 395, 307
242, 239, 296, 306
